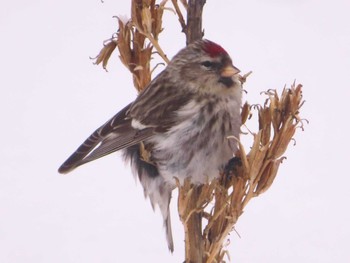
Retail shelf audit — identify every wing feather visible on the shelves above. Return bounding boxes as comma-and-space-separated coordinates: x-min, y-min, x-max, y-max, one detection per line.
128, 73, 194, 131
79, 127, 153, 165
58, 103, 154, 174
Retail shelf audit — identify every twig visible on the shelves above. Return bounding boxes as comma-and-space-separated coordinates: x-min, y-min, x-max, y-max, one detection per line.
171, 0, 187, 33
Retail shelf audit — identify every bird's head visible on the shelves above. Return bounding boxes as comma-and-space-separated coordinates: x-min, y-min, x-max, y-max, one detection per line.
168, 39, 241, 95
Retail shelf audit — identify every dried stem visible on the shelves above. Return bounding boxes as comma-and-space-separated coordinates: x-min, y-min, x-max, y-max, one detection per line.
171, 0, 187, 33
179, 184, 204, 263
144, 32, 170, 63
180, 1, 207, 262
186, 0, 206, 44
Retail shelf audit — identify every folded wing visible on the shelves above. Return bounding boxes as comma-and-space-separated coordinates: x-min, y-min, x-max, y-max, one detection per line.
58, 103, 154, 174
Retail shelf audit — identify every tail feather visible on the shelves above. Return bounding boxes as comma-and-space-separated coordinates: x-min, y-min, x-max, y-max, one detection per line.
123, 145, 174, 252
164, 210, 174, 252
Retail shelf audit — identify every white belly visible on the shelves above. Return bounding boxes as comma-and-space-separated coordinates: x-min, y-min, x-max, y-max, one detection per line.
149, 97, 240, 185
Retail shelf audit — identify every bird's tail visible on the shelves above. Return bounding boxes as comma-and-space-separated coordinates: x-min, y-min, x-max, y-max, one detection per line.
123, 145, 174, 252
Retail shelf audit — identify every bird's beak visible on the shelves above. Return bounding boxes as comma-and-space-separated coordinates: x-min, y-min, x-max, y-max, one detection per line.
221, 65, 240, 78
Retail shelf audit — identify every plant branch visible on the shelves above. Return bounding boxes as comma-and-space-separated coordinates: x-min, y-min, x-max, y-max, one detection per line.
171, 0, 187, 33
186, 0, 206, 44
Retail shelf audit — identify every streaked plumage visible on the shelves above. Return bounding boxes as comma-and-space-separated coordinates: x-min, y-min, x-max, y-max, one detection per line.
58, 39, 242, 252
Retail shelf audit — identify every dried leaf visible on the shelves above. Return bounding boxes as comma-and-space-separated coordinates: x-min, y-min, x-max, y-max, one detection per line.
269, 122, 296, 159
152, 0, 167, 39
247, 132, 266, 181
141, 6, 153, 34
93, 39, 117, 70
241, 102, 251, 125
255, 157, 284, 194
258, 107, 271, 145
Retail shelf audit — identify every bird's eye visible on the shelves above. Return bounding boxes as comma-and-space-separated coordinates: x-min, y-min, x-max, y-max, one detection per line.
201, 61, 214, 68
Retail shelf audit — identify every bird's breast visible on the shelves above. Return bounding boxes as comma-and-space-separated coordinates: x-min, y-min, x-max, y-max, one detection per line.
148, 96, 241, 186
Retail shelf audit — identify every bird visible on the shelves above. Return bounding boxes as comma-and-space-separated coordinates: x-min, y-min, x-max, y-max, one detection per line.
58, 39, 242, 252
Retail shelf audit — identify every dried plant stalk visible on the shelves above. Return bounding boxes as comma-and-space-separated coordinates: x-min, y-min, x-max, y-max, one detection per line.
186, 0, 205, 44
94, 0, 169, 91
92, 1, 305, 262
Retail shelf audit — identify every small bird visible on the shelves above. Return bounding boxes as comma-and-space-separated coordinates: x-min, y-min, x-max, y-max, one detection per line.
58, 39, 242, 252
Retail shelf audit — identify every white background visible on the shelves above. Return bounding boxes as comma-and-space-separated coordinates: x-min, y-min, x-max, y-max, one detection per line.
1, 0, 350, 262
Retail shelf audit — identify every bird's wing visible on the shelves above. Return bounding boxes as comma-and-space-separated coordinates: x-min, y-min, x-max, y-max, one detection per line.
58, 103, 154, 174
128, 75, 193, 132
59, 72, 194, 174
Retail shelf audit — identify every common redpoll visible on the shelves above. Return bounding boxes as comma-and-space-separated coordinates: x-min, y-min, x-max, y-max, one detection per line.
58, 39, 242, 252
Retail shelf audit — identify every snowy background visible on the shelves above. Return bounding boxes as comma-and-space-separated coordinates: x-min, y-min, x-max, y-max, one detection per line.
1, 0, 350, 262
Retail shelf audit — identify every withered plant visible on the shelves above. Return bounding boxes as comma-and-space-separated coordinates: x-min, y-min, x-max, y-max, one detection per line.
93, 1, 305, 262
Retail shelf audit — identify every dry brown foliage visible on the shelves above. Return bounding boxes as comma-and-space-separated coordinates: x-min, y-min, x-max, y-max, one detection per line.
94, 0, 169, 91
92, 1, 305, 262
